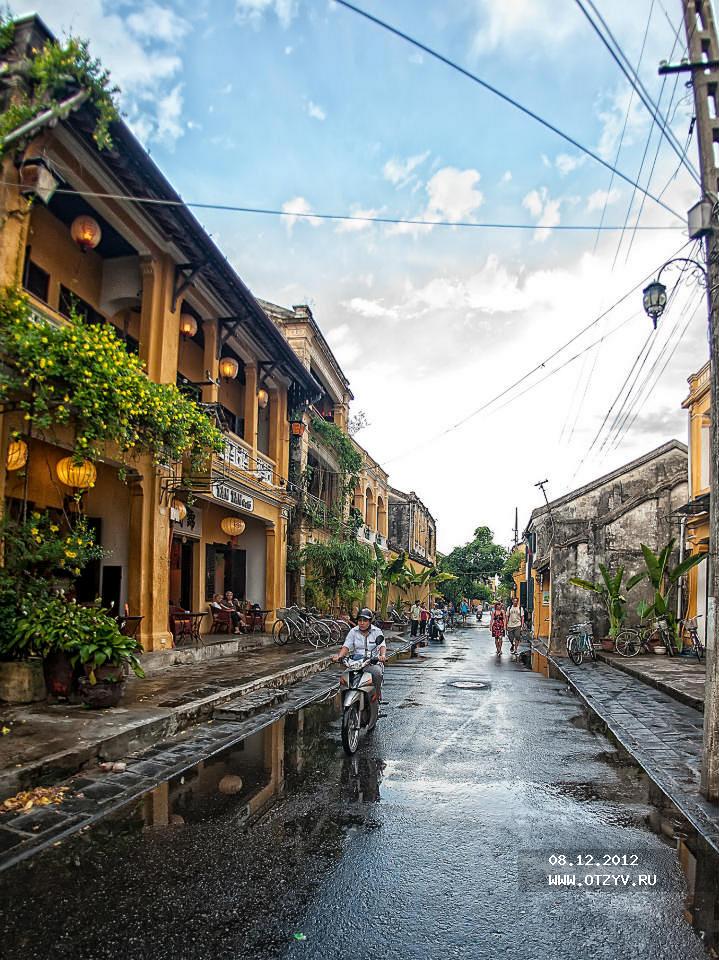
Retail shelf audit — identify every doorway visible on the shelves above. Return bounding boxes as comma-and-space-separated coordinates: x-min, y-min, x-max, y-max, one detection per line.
170, 537, 195, 610
205, 543, 246, 601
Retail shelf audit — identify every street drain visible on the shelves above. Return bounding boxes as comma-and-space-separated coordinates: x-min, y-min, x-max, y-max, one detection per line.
450, 680, 491, 690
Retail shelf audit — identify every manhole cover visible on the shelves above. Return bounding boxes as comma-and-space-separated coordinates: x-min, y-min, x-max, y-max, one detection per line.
450, 680, 491, 690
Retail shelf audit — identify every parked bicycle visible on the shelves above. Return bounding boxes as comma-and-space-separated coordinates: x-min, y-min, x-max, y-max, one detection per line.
273, 606, 350, 647
565, 621, 596, 665
680, 614, 704, 662
614, 618, 677, 658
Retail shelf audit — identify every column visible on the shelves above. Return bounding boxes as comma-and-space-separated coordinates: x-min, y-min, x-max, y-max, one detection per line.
139, 255, 179, 385
127, 459, 172, 651
0, 158, 32, 287
265, 523, 278, 617
244, 362, 259, 455
202, 318, 219, 404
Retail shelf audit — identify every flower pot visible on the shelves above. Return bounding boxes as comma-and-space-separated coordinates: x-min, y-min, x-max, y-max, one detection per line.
78, 675, 126, 709
652, 645, 666, 656
43, 650, 79, 699
600, 639, 615, 652
0, 659, 46, 703
84, 662, 125, 684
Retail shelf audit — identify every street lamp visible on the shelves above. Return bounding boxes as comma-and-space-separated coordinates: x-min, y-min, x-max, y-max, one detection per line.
641, 257, 708, 328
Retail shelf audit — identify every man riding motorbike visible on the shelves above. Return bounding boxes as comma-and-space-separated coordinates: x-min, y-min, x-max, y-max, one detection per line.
332, 608, 386, 701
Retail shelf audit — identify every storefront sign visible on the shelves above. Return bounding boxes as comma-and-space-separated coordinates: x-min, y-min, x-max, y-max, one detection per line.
220, 437, 250, 471
171, 505, 203, 538
212, 481, 254, 512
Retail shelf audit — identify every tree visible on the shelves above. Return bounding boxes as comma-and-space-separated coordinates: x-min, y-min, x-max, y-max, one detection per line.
301, 539, 375, 612
570, 564, 634, 639
439, 525, 508, 601
627, 539, 705, 646
500, 550, 523, 598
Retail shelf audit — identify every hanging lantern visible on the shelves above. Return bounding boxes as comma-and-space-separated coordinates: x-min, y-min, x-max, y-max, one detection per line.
172, 498, 187, 522
70, 215, 102, 252
290, 420, 305, 437
220, 516, 246, 537
179, 312, 198, 338
218, 356, 239, 381
56, 456, 97, 489
6, 438, 28, 471
257, 386, 269, 409
642, 280, 667, 329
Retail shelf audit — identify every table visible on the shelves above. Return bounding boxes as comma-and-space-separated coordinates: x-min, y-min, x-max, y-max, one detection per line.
246, 609, 270, 633
172, 611, 206, 647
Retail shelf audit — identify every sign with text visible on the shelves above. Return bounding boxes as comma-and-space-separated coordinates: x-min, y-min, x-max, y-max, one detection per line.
220, 437, 250, 471
212, 481, 254, 513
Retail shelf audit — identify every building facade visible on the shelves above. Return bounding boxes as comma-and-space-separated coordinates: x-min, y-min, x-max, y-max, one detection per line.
387, 488, 437, 607
525, 441, 688, 650
681, 362, 711, 649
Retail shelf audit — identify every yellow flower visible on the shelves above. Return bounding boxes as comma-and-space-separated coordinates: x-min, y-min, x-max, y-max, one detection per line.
65, 550, 77, 559
50, 524, 59, 533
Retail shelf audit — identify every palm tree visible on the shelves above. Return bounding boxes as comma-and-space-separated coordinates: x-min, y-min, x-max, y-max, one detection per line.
374, 546, 411, 619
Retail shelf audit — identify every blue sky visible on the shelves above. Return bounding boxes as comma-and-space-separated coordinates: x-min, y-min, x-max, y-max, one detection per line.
27, 0, 707, 550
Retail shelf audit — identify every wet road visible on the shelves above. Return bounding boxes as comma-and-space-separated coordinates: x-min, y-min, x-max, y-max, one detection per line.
0, 624, 707, 959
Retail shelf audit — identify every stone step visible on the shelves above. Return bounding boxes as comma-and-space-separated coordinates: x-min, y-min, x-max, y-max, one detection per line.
214, 686, 288, 721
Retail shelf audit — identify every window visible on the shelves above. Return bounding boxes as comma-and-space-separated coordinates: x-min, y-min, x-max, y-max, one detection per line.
22, 248, 49, 302
220, 405, 244, 438
59, 285, 105, 326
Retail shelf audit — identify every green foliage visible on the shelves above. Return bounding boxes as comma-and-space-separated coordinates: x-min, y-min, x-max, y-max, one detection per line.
309, 415, 362, 504
627, 539, 705, 646
439, 525, 507, 601
0, 28, 119, 151
570, 563, 634, 638
374, 546, 411, 618
0, 11, 14, 53
11, 598, 144, 680
500, 549, 523, 594
0, 511, 102, 652
0, 288, 224, 467
301, 538, 375, 611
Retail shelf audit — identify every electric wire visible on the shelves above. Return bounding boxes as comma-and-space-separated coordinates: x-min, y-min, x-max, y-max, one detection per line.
380, 240, 693, 465
1, 183, 683, 233
575, 0, 701, 185
333, 0, 684, 221
565, 341, 603, 448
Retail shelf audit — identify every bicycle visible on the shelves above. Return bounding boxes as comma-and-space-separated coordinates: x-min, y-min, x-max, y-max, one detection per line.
680, 614, 704, 662
614, 618, 677, 658
565, 621, 596, 665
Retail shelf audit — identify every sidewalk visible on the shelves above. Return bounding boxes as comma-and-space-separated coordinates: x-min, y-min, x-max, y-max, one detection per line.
596, 650, 705, 711
548, 654, 719, 854
0, 634, 411, 801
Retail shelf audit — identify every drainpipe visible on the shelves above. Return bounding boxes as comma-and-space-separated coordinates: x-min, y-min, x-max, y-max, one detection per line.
0, 89, 90, 151
678, 514, 687, 623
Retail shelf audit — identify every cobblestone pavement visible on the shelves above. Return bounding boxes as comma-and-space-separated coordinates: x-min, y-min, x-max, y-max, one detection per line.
555, 656, 719, 850
596, 650, 705, 711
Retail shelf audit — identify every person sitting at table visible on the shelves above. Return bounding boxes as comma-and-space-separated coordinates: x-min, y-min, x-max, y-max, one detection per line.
221, 591, 247, 634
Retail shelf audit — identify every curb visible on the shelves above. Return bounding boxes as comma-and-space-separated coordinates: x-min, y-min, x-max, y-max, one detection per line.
595, 651, 704, 713
0, 637, 413, 801
548, 654, 719, 859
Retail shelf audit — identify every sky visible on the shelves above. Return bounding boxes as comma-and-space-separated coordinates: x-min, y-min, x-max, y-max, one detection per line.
23, 0, 709, 552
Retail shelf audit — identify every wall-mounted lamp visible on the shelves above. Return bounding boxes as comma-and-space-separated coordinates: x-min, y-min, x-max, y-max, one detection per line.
290, 420, 306, 437
18, 157, 60, 205
179, 312, 198, 338
6, 438, 28, 471
218, 356, 239, 381
257, 387, 269, 409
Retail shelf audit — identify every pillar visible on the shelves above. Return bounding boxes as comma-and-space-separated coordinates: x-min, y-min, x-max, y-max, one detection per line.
139, 255, 179, 385
128, 460, 172, 651
0, 156, 32, 287
244, 362, 259, 455
264, 521, 286, 619
202, 318, 219, 404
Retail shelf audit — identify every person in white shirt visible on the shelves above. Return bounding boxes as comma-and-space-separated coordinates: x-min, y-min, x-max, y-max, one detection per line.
507, 598, 524, 655
410, 600, 420, 638
332, 608, 387, 700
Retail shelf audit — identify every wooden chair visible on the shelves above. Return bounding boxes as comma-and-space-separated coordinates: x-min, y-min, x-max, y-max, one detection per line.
208, 605, 232, 634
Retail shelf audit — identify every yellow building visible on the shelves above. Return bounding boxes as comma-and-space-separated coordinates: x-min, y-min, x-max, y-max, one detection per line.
0, 15, 318, 652
354, 442, 391, 610
681, 362, 711, 649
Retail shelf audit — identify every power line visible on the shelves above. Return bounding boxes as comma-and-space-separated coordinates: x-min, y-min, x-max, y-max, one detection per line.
381, 239, 693, 465
5, 183, 683, 233
333, 0, 684, 221
576, 0, 701, 185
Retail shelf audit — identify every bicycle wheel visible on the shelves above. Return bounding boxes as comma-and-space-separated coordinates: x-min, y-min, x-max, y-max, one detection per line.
567, 634, 583, 665
695, 636, 705, 662
615, 630, 641, 657
588, 635, 597, 662
306, 624, 325, 648
272, 619, 291, 646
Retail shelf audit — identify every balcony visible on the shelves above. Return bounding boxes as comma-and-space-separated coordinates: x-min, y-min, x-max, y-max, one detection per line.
218, 433, 276, 486
301, 491, 334, 529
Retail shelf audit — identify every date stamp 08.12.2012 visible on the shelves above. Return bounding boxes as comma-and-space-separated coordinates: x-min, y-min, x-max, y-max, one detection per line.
517, 849, 669, 892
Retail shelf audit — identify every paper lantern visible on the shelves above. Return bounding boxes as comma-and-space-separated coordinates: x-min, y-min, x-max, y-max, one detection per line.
6, 439, 28, 471
179, 312, 198, 338
220, 516, 246, 537
218, 356, 239, 381
56, 456, 97, 489
172, 498, 187, 522
70, 215, 102, 252
290, 421, 305, 437
257, 387, 269, 409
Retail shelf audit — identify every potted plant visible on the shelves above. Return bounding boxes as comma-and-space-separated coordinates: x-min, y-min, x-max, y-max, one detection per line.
72, 610, 144, 708
569, 564, 634, 649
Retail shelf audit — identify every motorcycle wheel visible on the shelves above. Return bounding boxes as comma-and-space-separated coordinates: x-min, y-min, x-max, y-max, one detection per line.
341, 705, 361, 755
367, 698, 379, 732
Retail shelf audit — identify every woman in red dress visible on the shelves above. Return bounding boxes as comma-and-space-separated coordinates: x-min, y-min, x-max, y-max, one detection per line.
490, 601, 506, 656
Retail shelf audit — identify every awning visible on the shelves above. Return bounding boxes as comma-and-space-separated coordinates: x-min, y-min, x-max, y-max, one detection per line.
676, 493, 710, 516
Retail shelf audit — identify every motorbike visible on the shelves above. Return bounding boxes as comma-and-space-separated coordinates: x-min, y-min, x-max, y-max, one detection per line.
339, 655, 381, 755
429, 613, 446, 643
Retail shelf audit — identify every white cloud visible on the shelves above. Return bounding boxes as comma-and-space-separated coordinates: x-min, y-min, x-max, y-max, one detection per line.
586, 188, 620, 213
219, 83, 233, 95
235, 0, 298, 28
336, 207, 383, 233
127, 4, 190, 43
306, 100, 327, 121
555, 153, 587, 176
156, 84, 185, 148
425, 167, 484, 223
470, 0, 578, 55
501, 170, 512, 183
409, 51, 424, 65
285, 45, 294, 55
522, 187, 561, 241
281, 196, 322, 233
383, 151, 430, 188
343, 297, 398, 321
596, 86, 648, 160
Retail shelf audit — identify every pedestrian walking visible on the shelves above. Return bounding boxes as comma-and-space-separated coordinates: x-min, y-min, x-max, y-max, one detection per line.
419, 602, 429, 636
490, 601, 506, 656
410, 599, 420, 638
507, 597, 524, 658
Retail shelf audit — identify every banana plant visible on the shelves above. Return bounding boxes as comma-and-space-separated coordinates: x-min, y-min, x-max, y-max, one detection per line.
569, 564, 632, 638
374, 545, 412, 619
626, 539, 705, 645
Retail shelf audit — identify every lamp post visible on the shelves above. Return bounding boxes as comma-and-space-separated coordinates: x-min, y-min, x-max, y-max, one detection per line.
641, 257, 708, 330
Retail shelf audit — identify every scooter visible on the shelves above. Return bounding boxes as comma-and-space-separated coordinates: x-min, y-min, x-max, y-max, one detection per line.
339, 655, 381, 755
429, 613, 446, 643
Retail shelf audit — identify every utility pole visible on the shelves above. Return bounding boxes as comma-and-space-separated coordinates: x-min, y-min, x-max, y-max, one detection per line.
678, 0, 719, 801
513, 506, 519, 547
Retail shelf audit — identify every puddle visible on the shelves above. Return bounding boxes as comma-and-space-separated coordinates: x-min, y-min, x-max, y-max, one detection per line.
449, 679, 491, 690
